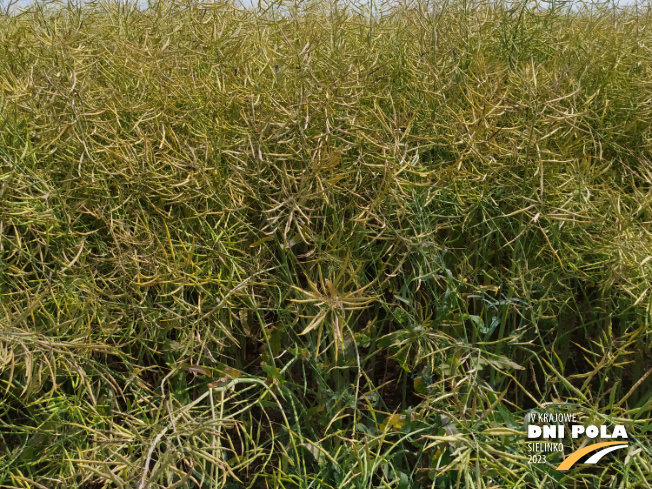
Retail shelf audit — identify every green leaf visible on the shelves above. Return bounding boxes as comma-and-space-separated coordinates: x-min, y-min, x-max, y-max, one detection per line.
398, 472, 410, 489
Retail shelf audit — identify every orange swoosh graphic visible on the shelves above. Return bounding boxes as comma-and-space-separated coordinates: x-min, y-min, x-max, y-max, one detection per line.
556, 441, 629, 471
